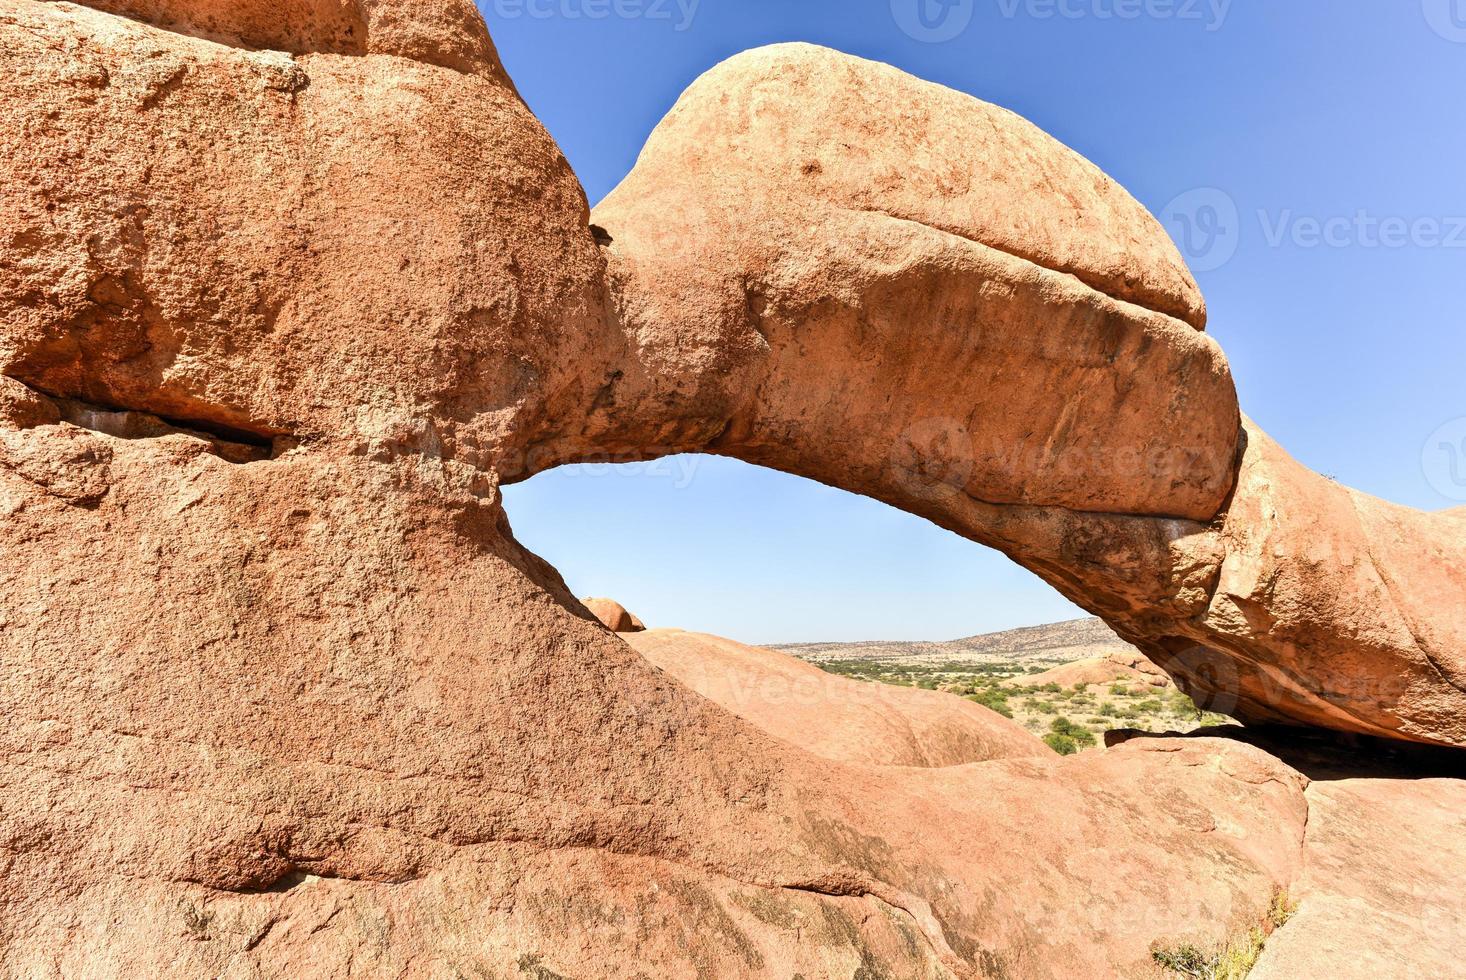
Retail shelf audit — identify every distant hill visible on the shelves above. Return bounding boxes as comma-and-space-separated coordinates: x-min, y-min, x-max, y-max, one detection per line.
770, 617, 1137, 667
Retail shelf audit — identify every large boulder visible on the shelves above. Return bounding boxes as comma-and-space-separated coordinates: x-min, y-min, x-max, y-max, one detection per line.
2, 0, 603, 466
47, 0, 504, 76
0, 6, 1311, 975
625, 628, 1048, 766
583, 596, 646, 632
1252, 775, 1466, 979
1011, 654, 1171, 691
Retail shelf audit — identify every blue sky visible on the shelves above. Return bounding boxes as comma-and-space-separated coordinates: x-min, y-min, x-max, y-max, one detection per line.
491, 1, 1466, 644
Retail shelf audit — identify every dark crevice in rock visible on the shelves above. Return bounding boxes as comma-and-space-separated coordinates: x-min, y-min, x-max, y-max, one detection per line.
3, 375, 287, 464
260, 869, 315, 893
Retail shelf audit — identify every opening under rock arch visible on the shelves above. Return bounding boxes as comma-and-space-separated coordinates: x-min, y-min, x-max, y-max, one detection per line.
503, 454, 1232, 755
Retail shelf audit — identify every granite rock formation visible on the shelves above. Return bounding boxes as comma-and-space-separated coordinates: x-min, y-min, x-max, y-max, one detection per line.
2, 3, 1462, 975
584, 44, 1466, 750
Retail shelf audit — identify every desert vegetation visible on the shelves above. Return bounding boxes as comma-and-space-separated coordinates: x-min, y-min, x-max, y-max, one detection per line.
1151, 891, 1298, 979
815, 658, 1233, 752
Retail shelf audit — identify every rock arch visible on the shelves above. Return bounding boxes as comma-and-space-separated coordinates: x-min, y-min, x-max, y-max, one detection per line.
531, 44, 1466, 750
0, 3, 1461, 974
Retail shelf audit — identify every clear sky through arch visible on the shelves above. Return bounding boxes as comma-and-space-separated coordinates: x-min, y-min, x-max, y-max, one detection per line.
492, 1, 1466, 643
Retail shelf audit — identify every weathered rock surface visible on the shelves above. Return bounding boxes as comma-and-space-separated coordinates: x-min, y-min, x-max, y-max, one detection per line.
3, 3, 1463, 975
975, 421, 1466, 747
1107, 649, 1173, 687
58, 0, 505, 76
1251, 775, 1466, 979
626, 628, 1047, 766
2, 0, 602, 466
586, 43, 1466, 750
582, 596, 646, 632
1113, 727, 1466, 980
579, 43, 1240, 522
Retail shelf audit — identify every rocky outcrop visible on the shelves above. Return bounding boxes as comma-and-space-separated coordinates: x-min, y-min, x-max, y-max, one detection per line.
2, 1, 1462, 974
626, 628, 1047, 766
63, 0, 505, 76
577, 44, 1238, 522
2, 0, 602, 465
1011, 653, 1171, 691
1106, 649, 1173, 687
2, 6, 1297, 974
583, 597, 646, 633
582, 44, 1466, 750
1252, 775, 1466, 979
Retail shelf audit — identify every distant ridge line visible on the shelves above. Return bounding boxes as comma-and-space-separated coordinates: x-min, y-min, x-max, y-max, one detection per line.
769, 617, 1136, 665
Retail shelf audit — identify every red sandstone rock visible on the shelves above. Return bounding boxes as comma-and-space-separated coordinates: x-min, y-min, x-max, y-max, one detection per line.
63, 0, 503, 76
2, 0, 602, 466
579, 43, 1241, 522
626, 628, 1047, 766
1106, 649, 1173, 687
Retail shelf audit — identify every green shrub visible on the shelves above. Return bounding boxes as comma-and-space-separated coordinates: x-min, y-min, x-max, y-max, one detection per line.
1049, 717, 1096, 748
967, 690, 1013, 719
1151, 891, 1296, 979
1043, 732, 1078, 756
1168, 691, 1203, 717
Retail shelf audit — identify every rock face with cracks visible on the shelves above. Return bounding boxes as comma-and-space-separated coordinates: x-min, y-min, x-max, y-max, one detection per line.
1, 2, 1463, 975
